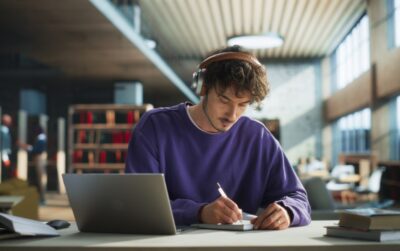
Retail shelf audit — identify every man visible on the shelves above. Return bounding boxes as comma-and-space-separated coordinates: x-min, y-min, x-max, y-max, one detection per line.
125, 46, 311, 230
19, 126, 47, 204
1, 114, 13, 179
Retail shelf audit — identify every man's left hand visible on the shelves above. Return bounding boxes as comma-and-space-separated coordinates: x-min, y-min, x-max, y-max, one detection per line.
250, 202, 291, 230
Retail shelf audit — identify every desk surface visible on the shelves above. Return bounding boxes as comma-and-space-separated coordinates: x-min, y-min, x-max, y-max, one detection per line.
0, 221, 399, 251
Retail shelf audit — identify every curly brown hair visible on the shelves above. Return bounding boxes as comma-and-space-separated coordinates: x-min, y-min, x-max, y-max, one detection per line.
202, 46, 269, 105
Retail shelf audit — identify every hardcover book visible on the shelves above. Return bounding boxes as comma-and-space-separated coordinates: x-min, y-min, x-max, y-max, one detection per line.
339, 208, 400, 230
325, 226, 400, 242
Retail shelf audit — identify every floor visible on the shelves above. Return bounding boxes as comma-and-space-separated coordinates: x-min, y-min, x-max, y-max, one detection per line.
39, 192, 75, 222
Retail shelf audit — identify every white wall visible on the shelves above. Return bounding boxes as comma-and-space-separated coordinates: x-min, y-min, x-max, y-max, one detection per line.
247, 61, 323, 164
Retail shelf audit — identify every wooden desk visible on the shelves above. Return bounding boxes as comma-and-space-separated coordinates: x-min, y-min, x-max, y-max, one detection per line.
0, 221, 399, 250
300, 174, 361, 183
337, 174, 360, 183
300, 170, 330, 180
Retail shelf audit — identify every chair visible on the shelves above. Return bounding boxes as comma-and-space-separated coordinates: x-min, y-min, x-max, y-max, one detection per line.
0, 178, 39, 219
302, 177, 338, 220
303, 174, 394, 220
303, 177, 335, 210
355, 167, 387, 203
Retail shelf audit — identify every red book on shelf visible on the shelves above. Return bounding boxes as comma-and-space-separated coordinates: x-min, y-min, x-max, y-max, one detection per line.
99, 151, 107, 163
112, 132, 124, 144
86, 111, 93, 124
126, 111, 134, 124
73, 150, 83, 163
124, 131, 132, 143
115, 150, 122, 163
78, 130, 86, 143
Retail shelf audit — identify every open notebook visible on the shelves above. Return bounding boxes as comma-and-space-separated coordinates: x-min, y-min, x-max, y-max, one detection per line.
191, 212, 256, 231
0, 213, 59, 240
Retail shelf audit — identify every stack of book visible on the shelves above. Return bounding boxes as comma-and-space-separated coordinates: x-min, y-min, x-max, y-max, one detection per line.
325, 208, 400, 242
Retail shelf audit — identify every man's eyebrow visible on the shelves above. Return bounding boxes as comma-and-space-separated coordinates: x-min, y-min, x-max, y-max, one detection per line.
240, 100, 251, 104
218, 94, 231, 100
219, 94, 251, 104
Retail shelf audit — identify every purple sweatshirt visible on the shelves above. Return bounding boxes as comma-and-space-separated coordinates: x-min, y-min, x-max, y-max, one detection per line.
125, 103, 311, 226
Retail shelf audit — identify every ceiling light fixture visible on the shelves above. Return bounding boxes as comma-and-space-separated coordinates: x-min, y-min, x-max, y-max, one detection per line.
144, 39, 156, 49
227, 33, 284, 49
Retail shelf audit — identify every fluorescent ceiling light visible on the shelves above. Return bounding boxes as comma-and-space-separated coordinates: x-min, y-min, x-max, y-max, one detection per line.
227, 33, 284, 49
144, 39, 156, 49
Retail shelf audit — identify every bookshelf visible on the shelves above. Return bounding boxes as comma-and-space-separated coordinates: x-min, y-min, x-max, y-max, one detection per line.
68, 104, 153, 174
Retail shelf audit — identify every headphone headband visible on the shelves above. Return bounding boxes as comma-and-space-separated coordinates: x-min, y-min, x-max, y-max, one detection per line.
198, 52, 262, 69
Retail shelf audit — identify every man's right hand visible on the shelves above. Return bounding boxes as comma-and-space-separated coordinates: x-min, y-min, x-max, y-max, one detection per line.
200, 196, 242, 224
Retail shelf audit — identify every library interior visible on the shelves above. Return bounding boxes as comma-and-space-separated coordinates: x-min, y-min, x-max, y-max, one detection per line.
0, 0, 400, 249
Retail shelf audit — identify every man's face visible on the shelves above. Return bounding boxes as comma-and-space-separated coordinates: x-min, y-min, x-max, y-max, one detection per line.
2, 115, 12, 127
203, 86, 251, 132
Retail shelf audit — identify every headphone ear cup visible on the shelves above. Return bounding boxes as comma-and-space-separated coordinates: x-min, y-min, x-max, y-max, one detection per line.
199, 77, 206, 96
192, 71, 198, 90
192, 69, 205, 95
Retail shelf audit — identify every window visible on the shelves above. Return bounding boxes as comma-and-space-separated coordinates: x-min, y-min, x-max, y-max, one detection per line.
397, 96, 400, 131
338, 108, 371, 153
396, 96, 400, 159
390, 95, 400, 160
395, 0, 400, 46
334, 15, 370, 90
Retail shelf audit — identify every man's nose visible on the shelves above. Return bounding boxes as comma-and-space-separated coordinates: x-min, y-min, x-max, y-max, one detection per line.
226, 106, 238, 121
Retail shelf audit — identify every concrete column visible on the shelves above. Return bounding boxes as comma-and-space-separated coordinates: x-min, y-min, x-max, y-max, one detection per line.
17, 110, 28, 180
57, 118, 66, 194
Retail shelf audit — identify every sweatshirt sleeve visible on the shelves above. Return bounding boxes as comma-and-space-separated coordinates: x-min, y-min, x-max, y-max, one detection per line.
170, 199, 207, 226
125, 128, 160, 173
263, 136, 311, 227
125, 114, 206, 226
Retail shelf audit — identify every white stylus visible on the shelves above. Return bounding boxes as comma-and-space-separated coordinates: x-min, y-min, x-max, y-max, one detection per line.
217, 182, 228, 198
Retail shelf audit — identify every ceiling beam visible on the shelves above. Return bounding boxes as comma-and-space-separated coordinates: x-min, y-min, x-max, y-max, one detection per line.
89, 0, 199, 104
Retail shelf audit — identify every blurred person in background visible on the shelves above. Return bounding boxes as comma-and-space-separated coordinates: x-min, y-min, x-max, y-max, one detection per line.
19, 125, 47, 204
1, 114, 14, 180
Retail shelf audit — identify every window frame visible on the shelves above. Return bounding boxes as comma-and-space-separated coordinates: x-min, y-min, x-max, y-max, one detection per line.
332, 14, 370, 92
337, 108, 371, 154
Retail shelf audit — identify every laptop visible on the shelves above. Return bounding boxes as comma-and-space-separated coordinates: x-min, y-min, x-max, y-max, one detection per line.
63, 173, 177, 235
